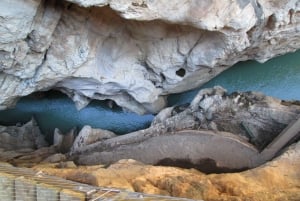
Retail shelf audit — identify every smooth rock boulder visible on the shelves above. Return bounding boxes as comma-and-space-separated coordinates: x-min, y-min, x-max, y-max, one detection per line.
32, 141, 300, 200
71, 87, 300, 172
71, 125, 116, 154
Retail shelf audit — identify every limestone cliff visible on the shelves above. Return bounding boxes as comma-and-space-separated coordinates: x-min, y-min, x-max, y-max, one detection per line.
0, 0, 299, 113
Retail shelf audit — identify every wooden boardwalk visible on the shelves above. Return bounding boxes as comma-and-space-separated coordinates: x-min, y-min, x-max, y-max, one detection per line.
0, 163, 198, 201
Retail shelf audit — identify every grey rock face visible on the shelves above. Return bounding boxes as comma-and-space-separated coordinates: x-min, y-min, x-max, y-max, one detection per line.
71, 87, 300, 172
0, 119, 48, 151
71, 125, 116, 154
0, 0, 299, 113
69, 86, 300, 172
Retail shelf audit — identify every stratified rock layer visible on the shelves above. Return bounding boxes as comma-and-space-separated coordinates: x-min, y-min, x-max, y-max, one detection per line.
0, 0, 300, 113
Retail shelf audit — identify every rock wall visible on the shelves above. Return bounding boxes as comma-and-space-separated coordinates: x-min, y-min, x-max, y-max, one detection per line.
0, 0, 299, 113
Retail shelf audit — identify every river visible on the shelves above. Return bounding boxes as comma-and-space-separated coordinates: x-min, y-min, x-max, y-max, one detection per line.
0, 50, 299, 141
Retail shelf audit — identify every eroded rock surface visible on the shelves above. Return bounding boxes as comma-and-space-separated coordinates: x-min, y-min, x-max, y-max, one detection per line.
0, 0, 299, 113
1, 87, 298, 171
32, 141, 300, 201
0, 119, 48, 150
71, 87, 300, 171
71, 125, 117, 153
0, 87, 299, 200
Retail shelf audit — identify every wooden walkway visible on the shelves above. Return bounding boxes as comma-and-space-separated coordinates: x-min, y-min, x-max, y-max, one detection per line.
0, 163, 198, 201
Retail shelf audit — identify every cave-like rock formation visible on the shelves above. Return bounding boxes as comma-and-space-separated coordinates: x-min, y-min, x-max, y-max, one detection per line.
0, 0, 299, 113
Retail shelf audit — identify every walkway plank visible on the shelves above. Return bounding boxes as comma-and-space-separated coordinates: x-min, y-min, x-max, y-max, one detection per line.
0, 163, 197, 201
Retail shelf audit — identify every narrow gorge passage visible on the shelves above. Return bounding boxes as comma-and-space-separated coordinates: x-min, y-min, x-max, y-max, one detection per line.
0, 0, 300, 200
0, 49, 299, 142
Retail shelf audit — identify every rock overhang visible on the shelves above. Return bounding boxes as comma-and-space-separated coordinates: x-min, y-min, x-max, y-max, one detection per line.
0, 0, 299, 114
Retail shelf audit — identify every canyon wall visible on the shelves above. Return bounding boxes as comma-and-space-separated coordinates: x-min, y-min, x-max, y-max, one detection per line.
0, 0, 299, 114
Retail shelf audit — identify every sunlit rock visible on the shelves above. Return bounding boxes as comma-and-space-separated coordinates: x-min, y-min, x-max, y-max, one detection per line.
32, 141, 300, 200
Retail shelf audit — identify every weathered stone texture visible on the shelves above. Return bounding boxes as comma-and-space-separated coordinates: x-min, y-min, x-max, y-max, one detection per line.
0, 0, 299, 113
0, 119, 48, 150
32, 141, 300, 201
70, 87, 300, 172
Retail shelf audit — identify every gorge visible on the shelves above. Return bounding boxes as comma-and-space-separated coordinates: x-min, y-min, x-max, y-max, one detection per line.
0, 0, 300, 200
1, 0, 299, 114
0, 49, 300, 139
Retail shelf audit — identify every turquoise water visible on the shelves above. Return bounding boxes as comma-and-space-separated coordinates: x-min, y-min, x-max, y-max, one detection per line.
0, 50, 299, 139
0, 92, 153, 140
168, 50, 300, 106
